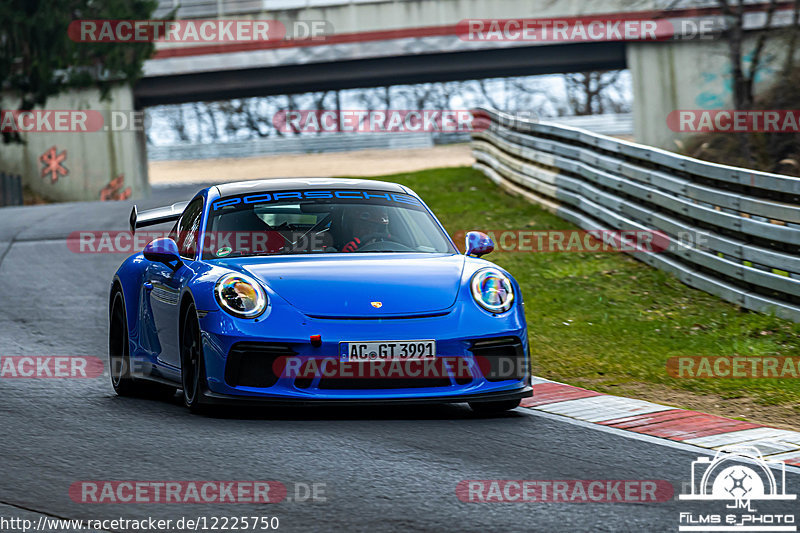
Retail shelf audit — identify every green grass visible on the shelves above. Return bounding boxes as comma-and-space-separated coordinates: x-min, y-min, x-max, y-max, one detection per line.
361, 166, 800, 407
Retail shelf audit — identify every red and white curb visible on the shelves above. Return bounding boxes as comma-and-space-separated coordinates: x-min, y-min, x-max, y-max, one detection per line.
523, 378, 800, 467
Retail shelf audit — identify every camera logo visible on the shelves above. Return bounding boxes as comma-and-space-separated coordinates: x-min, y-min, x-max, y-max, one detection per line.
681, 446, 795, 502
679, 445, 796, 532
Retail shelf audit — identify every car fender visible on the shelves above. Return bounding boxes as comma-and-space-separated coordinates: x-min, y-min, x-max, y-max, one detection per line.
111, 253, 155, 361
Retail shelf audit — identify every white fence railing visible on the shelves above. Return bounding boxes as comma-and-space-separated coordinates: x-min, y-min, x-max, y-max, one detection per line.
147, 114, 633, 162
154, 0, 402, 18
147, 132, 437, 161
471, 107, 800, 322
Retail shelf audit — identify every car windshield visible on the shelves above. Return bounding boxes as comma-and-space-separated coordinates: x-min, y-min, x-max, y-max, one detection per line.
202, 189, 457, 259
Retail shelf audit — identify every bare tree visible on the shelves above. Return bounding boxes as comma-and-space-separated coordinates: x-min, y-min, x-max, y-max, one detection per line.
563, 70, 630, 116
476, 79, 507, 111
392, 82, 452, 110
173, 105, 191, 142
706, 0, 800, 162
781, 0, 800, 74
717, 0, 780, 110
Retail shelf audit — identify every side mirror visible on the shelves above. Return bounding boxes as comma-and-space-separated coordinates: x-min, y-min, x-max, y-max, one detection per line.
465, 231, 494, 258
143, 238, 183, 270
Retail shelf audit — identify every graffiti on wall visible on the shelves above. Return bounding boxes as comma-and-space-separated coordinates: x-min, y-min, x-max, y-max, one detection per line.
694, 50, 778, 109
39, 146, 68, 183
99, 174, 132, 201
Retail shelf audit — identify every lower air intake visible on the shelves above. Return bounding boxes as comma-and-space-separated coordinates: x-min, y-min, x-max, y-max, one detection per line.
469, 337, 527, 382
225, 342, 296, 388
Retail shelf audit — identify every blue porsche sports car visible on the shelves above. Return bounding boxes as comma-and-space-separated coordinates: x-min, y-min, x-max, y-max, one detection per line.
109, 178, 532, 413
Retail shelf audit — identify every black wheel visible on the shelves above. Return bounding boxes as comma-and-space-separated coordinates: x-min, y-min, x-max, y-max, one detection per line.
469, 399, 521, 415
110, 290, 177, 399
181, 302, 207, 412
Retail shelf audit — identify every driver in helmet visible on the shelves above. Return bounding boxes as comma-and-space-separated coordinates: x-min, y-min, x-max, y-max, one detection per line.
341, 206, 390, 252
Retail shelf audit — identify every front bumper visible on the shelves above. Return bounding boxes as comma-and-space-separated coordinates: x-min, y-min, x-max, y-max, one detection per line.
200, 385, 532, 407
197, 297, 531, 402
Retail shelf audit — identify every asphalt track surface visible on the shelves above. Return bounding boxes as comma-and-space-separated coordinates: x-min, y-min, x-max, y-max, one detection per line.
1, 183, 797, 532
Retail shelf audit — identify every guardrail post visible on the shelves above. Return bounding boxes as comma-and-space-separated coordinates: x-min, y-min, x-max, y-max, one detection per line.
14, 174, 22, 206
0, 172, 24, 207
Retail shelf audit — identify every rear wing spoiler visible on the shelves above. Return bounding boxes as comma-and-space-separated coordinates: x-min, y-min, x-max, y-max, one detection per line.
129, 202, 188, 233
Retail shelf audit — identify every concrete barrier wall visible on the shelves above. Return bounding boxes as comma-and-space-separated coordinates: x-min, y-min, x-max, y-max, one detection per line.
0, 85, 149, 202
628, 36, 789, 150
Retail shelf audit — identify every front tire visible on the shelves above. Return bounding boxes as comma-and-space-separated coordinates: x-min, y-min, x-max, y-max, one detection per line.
181, 302, 207, 413
469, 399, 521, 415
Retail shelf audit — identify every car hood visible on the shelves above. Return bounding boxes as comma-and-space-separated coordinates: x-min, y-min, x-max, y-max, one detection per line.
234, 253, 466, 317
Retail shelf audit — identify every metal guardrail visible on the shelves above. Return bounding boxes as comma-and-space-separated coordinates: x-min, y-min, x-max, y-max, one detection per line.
545, 113, 633, 137
470, 107, 800, 322
0, 172, 23, 207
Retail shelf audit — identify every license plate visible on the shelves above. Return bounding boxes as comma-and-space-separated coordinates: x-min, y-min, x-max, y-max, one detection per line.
340, 340, 436, 362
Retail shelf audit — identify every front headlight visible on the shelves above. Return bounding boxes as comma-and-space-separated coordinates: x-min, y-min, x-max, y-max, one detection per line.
470, 268, 515, 313
214, 273, 267, 318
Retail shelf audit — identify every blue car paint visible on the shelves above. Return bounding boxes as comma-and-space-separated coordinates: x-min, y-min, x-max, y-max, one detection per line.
111, 180, 531, 402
